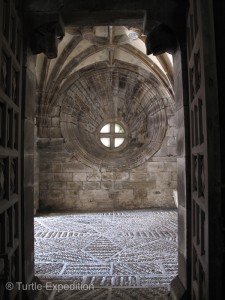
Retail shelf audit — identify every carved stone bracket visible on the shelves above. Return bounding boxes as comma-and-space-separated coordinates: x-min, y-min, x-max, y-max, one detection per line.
24, 12, 65, 59
24, 0, 184, 59
145, 24, 178, 56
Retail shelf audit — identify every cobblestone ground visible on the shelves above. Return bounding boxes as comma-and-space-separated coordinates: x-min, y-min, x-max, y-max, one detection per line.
34, 209, 178, 300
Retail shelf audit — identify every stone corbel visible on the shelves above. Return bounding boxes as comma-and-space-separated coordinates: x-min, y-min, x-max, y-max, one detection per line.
25, 12, 65, 59
145, 23, 178, 56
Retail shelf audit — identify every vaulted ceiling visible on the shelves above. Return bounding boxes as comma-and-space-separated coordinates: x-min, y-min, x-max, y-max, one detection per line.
36, 26, 174, 170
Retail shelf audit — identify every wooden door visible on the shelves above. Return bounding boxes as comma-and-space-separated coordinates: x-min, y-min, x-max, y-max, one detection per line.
0, 0, 22, 299
187, 0, 221, 299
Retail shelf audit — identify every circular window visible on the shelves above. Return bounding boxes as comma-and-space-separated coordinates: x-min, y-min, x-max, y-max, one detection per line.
99, 122, 126, 150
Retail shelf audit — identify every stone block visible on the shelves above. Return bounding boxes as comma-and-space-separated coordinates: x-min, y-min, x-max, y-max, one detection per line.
130, 172, 149, 182
49, 127, 62, 138
109, 190, 134, 208
117, 191, 136, 208
133, 188, 147, 200
65, 189, 80, 199
114, 181, 156, 190
50, 105, 60, 117
39, 182, 48, 190
39, 163, 52, 173
46, 190, 65, 201
67, 182, 83, 190
146, 162, 165, 172
86, 172, 101, 181
171, 180, 178, 189
150, 156, 177, 162
73, 173, 87, 181
75, 197, 113, 211
101, 182, 114, 189
39, 162, 62, 173
48, 182, 67, 189
39, 152, 68, 162
164, 162, 177, 172
54, 173, 73, 182
51, 117, 60, 126
167, 146, 177, 156
167, 136, 177, 147
101, 172, 114, 181
39, 173, 54, 183
83, 182, 101, 190
39, 190, 47, 201
133, 163, 146, 170
168, 115, 177, 126
61, 162, 93, 173
114, 172, 130, 181
165, 126, 175, 137
156, 171, 171, 182
148, 188, 173, 197
52, 163, 62, 173
79, 190, 109, 201
147, 193, 175, 207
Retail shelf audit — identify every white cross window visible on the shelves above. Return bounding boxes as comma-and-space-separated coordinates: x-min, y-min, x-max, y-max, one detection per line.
99, 122, 126, 149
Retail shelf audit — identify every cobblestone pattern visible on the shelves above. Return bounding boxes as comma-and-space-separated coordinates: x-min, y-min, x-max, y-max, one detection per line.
34, 209, 178, 299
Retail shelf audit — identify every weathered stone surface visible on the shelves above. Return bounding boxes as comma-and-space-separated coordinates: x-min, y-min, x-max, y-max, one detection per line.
43, 190, 65, 201
51, 117, 60, 126
39, 182, 48, 190
61, 163, 93, 173
67, 182, 83, 190
109, 189, 133, 201
64, 189, 80, 199
49, 127, 62, 138
79, 190, 109, 201
41, 162, 62, 174
73, 173, 87, 181
114, 181, 156, 190
101, 181, 114, 190
39, 173, 54, 183
146, 162, 165, 172
83, 182, 101, 190
147, 193, 175, 208
48, 182, 67, 189
37, 129, 177, 211
86, 172, 101, 181
54, 173, 73, 182
114, 172, 130, 181
102, 172, 114, 181
130, 171, 149, 182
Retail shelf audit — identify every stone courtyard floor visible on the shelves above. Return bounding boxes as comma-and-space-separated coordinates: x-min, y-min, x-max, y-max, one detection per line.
34, 209, 178, 300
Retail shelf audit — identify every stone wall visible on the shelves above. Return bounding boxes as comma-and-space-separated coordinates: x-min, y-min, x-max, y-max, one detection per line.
37, 121, 177, 212
34, 28, 177, 212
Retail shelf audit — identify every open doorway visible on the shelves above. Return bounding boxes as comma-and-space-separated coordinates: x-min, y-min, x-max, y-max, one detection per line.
1, 1, 222, 299
33, 26, 178, 299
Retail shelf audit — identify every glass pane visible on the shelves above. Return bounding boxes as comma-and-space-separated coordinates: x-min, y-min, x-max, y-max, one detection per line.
115, 123, 124, 133
114, 138, 125, 147
100, 138, 110, 147
100, 124, 110, 133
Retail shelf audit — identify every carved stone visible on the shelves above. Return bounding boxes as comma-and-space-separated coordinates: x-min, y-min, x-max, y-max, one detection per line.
145, 24, 177, 55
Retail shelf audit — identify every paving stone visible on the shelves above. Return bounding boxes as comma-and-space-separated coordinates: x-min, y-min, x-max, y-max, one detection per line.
34, 209, 177, 299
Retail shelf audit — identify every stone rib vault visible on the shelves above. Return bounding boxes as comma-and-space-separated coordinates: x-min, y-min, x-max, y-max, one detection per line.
34, 209, 178, 299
